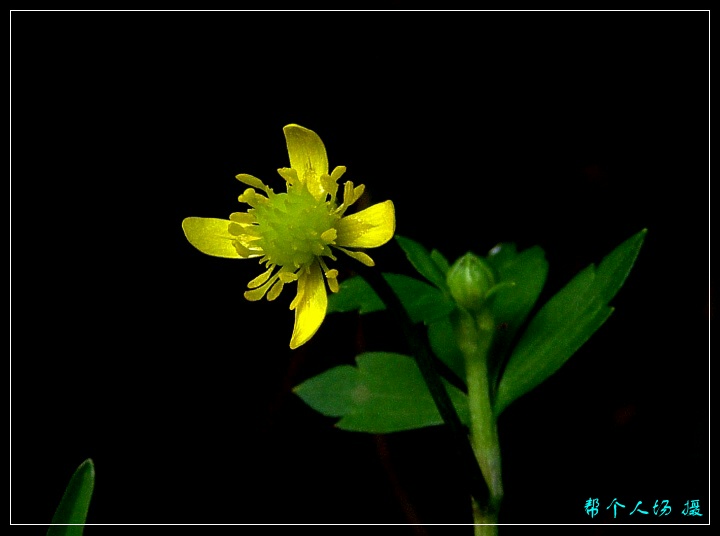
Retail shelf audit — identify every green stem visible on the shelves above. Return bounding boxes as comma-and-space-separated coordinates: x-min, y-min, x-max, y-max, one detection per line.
472, 499, 499, 536
456, 308, 503, 533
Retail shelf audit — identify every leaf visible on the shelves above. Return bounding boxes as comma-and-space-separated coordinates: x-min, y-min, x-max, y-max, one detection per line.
486, 244, 548, 338
327, 274, 455, 324
47, 459, 95, 536
427, 316, 466, 382
384, 274, 455, 323
325, 275, 385, 315
294, 352, 470, 434
485, 244, 549, 377
395, 235, 449, 291
493, 229, 647, 415
430, 248, 451, 275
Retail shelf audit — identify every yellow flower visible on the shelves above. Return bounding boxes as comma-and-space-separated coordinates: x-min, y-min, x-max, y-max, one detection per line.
182, 124, 396, 349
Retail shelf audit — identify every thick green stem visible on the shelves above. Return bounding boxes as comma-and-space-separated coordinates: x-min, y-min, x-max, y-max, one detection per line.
456, 308, 503, 533
471, 499, 498, 536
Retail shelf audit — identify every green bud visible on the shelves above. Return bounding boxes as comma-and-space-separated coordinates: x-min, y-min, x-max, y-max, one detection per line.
446, 252, 496, 312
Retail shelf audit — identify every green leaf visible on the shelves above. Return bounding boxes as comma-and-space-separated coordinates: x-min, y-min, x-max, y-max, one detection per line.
485, 244, 549, 375
384, 274, 455, 323
294, 352, 469, 434
430, 248, 451, 275
325, 275, 385, 315
493, 229, 647, 415
486, 244, 548, 337
427, 316, 466, 382
395, 235, 449, 291
328, 274, 455, 324
47, 459, 95, 536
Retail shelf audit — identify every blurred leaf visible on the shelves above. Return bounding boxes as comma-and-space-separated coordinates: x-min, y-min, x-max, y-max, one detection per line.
294, 352, 470, 434
395, 235, 449, 291
47, 459, 95, 536
328, 274, 454, 324
493, 229, 647, 415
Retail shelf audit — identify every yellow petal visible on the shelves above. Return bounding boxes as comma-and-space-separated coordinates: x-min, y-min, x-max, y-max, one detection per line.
335, 200, 396, 248
289, 261, 327, 349
182, 217, 242, 258
283, 124, 328, 201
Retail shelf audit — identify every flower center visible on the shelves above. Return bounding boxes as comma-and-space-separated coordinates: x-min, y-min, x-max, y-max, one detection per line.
253, 187, 339, 269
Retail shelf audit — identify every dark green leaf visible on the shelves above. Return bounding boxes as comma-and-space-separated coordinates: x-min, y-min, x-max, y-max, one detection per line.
395, 235, 449, 291
326, 275, 385, 315
47, 459, 95, 536
294, 352, 469, 434
328, 274, 454, 324
428, 316, 466, 382
430, 249, 451, 275
493, 229, 646, 415
384, 273, 455, 323
486, 244, 548, 338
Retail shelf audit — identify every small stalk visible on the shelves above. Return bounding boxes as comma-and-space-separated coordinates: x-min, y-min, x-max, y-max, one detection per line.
455, 308, 503, 535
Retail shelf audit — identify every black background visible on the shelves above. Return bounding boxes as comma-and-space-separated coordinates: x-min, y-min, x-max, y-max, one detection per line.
11, 10, 709, 530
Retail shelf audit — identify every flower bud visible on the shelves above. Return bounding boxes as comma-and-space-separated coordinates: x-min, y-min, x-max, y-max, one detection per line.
446, 252, 496, 312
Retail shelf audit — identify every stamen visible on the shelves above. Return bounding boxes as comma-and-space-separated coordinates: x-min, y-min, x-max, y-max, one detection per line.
266, 279, 284, 301
233, 240, 259, 257
228, 222, 250, 236
230, 212, 256, 224
320, 174, 337, 202
321, 229, 337, 243
326, 273, 339, 293
278, 270, 299, 283
334, 181, 354, 216
337, 247, 375, 267
277, 167, 299, 187
247, 265, 275, 289
231, 223, 261, 237
330, 166, 346, 182
317, 259, 340, 293
236, 174, 272, 194
244, 271, 281, 301
351, 184, 365, 204
238, 188, 268, 207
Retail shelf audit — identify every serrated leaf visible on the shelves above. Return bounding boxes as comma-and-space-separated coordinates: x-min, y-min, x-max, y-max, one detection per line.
328, 274, 454, 324
395, 235, 449, 291
294, 352, 469, 434
47, 459, 95, 536
493, 229, 646, 415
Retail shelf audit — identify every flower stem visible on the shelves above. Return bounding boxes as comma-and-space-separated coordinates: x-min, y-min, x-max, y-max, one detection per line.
455, 308, 503, 533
